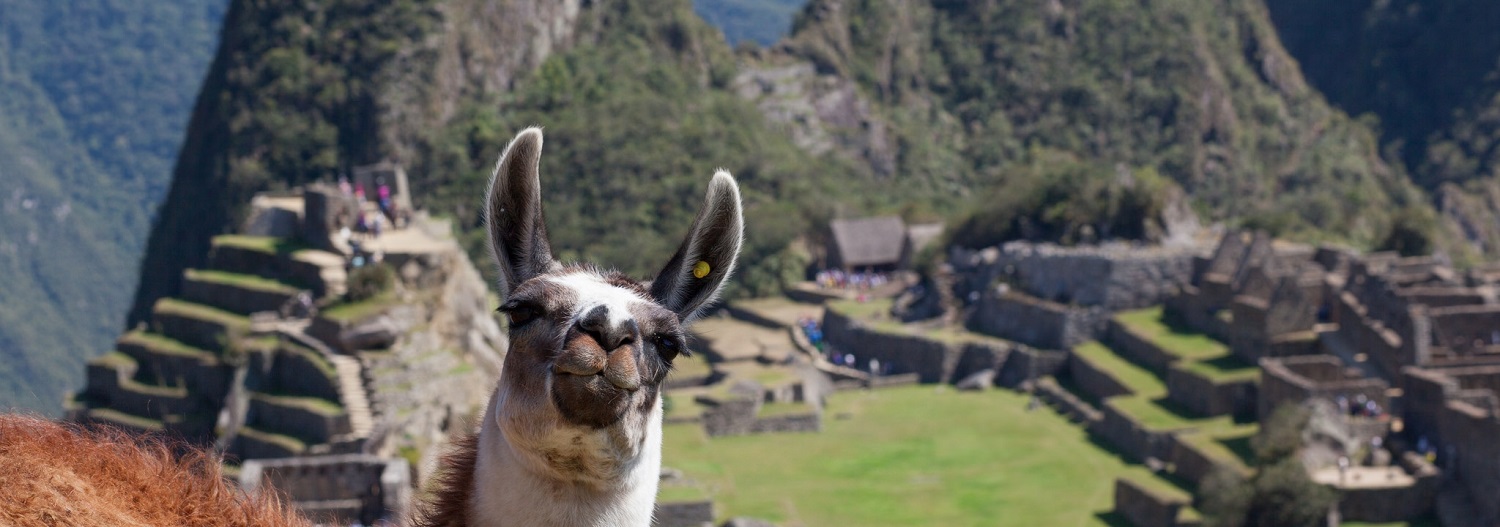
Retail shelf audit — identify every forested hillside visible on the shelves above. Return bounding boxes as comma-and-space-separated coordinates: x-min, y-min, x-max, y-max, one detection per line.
0, 0, 225, 414
126, 0, 1484, 350
1266, 0, 1500, 257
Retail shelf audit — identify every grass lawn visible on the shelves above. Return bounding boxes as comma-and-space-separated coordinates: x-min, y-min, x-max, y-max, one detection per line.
828, 298, 894, 320
662, 385, 1182, 526
1115, 307, 1227, 361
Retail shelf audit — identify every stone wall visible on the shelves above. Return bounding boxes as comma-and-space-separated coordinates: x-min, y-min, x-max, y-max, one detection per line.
1113, 478, 1190, 527
1105, 320, 1177, 376
996, 347, 1068, 388
1331, 291, 1406, 377
748, 412, 822, 434
1167, 434, 1249, 488
822, 309, 958, 383
1165, 365, 1256, 419
240, 454, 410, 526
181, 274, 297, 315
1163, 286, 1231, 341
208, 244, 332, 297
246, 394, 350, 444
1335, 461, 1439, 522
1258, 355, 1388, 421
950, 241, 1200, 311
1402, 365, 1500, 524
1090, 401, 1182, 463
967, 291, 1106, 350
253, 342, 342, 403
1069, 351, 1134, 401
653, 501, 714, 527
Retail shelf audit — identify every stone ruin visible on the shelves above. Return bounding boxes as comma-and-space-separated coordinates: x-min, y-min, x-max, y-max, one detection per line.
69, 181, 503, 524
950, 240, 1203, 350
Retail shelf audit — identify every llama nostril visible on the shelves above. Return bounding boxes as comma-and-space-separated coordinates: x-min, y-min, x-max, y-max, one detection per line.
577, 305, 636, 351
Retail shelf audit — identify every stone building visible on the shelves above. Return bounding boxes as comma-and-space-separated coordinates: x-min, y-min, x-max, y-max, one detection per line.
823, 216, 942, 271
950, 240, 1203, 350
1401, 366, 1500, 524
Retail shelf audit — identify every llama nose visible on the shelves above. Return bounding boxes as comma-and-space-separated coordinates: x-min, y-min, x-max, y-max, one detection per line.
577, 305, 636, 351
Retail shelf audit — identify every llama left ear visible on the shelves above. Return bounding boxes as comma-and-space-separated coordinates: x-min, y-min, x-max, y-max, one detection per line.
650, 170, 744, 322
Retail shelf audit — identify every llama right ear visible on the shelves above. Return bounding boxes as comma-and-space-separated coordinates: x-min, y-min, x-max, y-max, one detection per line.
650, 171, 744, 323
486, 127, 558, 296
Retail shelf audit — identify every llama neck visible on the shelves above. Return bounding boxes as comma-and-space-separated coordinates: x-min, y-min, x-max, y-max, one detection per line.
466, 387, 662, 527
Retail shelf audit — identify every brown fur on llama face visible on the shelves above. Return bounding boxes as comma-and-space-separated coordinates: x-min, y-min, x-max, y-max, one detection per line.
0, 414, 310, 527
412, 127, 744, 527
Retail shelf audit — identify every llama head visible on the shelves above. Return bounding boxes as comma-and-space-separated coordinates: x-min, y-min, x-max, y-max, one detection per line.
484, 127, 742, 480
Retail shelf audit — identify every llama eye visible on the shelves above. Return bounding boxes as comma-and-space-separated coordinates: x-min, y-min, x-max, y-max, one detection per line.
653, 334, 688, 361
499, 301, 543, 328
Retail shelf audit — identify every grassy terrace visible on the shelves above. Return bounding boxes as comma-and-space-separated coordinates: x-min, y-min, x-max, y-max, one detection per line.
251, 392, 344, 416
1073, 341, 1165, 397
119, 330, 217, 361
1114, 307, 1256, 383
87, 408, 164, 431
237, 426, 307, 454
185, 268, 301, 295
279, 342, 338, 380
827, 298, 1009, 347
663, 385, 1189, 526
211, 234, 309, 255
154, 298, 251, 331
90, 350, 137, 370
321, 291, 400, 324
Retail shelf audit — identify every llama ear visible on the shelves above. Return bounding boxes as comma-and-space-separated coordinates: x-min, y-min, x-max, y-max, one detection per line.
486, 127, 558, 296
650, 170, 744, 322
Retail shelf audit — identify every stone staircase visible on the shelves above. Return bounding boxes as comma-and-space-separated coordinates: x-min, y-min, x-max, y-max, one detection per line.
276, 322, 374, 441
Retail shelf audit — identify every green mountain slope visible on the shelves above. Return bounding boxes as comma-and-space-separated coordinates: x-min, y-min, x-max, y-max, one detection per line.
0, 0, 225, 414
768, 0, 1427, 247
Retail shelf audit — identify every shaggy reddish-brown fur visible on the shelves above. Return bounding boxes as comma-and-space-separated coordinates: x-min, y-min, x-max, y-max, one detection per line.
409, 432, 479, 527
0, 414, 310, 527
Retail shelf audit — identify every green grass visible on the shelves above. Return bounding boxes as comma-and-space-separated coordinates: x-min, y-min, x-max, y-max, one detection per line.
828, 298, 893, 320
185, 268, 302, 295
1175, 356, 1259, 384
321, 291, 400, 324
87, 408, 164, 431
89, 351, 137, 370
1073, 341, 1166, 397
119, 330, 218, 361
251, 392, 344, 416
153, 298, 251, 331
237, 426, 307, 454
749, 367, 798, 387
757, 401, 814, 418
278, 342, 338, 380
1115, 307, 1227, 361
662, 385, 1188, 526
658, 484, 710, 503
211, 235, 309, 255
669, 354, 714, 381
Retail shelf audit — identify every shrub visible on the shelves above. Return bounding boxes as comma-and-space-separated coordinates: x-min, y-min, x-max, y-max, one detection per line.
346, 263, 396, 302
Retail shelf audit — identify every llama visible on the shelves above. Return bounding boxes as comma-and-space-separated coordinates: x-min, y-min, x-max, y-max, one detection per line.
0, 414, 310, 527
413, 127, 744, 527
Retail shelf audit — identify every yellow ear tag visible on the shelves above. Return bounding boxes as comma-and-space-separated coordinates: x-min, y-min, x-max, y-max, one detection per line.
692, 260, 712, 279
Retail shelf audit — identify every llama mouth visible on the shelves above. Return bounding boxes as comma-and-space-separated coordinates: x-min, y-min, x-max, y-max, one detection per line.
552, 372, 637, 428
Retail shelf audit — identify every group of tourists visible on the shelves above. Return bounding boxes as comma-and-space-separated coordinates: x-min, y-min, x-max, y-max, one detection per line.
1336, 393, 1386, 419
815, 269, 890, 290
